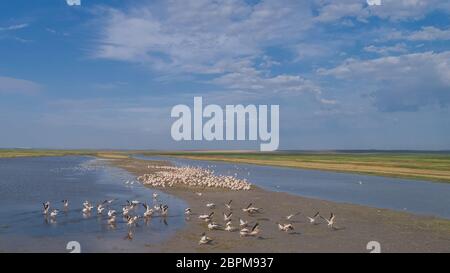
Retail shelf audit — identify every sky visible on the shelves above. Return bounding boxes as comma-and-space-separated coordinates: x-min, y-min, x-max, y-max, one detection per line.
0, 0, 449, 150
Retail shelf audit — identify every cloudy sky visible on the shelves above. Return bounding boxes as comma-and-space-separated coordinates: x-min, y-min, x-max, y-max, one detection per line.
0, 0, 449, 150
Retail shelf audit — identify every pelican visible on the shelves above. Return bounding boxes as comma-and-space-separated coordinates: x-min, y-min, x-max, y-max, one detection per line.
107, 209, 116, 218
185, 208, 192, 216
82, 200, 90, 208
223, 212, 232, 222
142, 203, 154, 217
152, 192, 159, 199
225, 221, 237, 232
122, 206, 130, 216
206, 203, 216, 209
42, 202, 50, 215
160, 205, 169, 217
50, 209, 59, 218
126, 215, 139, 226
198, 233, 213, 245
97, 204, 106, 214
207, 222, 222, 230
198, 212, 214, 222
240, 223, 260, 237
286, 212, 301, 221
196, 192, 203, 197
82, 204, 94, 214
321, 213, 336, 229
62, 200, 69, 209
277, 223, 294, 232
239, 218, 248, 228
242, 203, 261, 214
225, 200, 232, 210
307, 212, 320, 224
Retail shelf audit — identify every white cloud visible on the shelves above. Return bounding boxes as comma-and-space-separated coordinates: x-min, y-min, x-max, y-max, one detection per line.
405, 26, 450, 41
0, 23, 28, 31
364, 43, 408, 55
66, 0, 81, 6
318, 51, 450, 111
0, 76, 41, 95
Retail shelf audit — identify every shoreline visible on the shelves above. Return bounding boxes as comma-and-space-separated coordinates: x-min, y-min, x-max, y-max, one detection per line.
110, 157, 450, 253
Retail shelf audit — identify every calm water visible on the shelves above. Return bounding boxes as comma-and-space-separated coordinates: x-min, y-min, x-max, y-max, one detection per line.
0, 156, 187, 252
135, 155, 450, 219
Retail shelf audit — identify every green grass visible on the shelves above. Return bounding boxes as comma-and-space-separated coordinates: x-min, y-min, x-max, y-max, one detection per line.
141, 151, 450, 183
2, 149, 450, 183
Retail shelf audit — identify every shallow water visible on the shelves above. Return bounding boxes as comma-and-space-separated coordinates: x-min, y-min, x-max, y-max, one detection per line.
0, 156, 187, 252
135, 155, 450, 219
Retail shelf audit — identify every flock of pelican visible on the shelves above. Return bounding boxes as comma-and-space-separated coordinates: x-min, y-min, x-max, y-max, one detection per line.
137, 166, 252, 191
41, 193, 172, 239
193, 198, 338, 245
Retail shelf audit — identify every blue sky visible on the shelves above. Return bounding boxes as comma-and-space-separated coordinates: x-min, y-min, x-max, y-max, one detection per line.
0, 0, 449, 150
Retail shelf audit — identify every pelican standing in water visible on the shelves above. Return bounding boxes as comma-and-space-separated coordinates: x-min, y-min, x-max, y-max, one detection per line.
185, 208, 192, 216
198, 233, 213, 245
198, 212, 214, 222
242, 203, 261, 214
62, 200, 69, 210
207, 222, 222, 230
225, 221, 237, 232
142, 203, 154, 218
50, 209, 59, 218
42, 202, 50, 215
240, 223, 260, 237
206, 203, 216, 209
160, 205, 169, 217
277, 223, 294, 232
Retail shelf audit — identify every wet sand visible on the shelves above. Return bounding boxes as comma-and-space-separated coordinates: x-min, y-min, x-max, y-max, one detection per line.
112, 158, 450, 253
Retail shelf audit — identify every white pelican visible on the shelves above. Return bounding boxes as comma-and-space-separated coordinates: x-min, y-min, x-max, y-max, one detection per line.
198, 212, 214, 221
107, 209, 116, 217
286, 212, 301, 221
82, 204, 94, 214
126, 215, 139, 226
152, 192, 159, 199
207, 222, 222, 230
142, 203, 154, 217
223, 212, 232, 222
225, 200, 232, 210
307, 212, 320, 224
185, 208, 192, 216
240, 223, 260, 237
277, 223, 294, 232
206, 203, 216, 209
225, 221, 237, 232
239, 218, 248, 228
242, 203, 261, 214
198, 233, 213, 245
50, 209, 59, 218
321, 213, 336, 229
196, 192, 203, 197
160, 205, 169, 217
42, 202, 50, 215
62, 200, 69, 209
97, 204, 105, 214
122, 206, 130, 216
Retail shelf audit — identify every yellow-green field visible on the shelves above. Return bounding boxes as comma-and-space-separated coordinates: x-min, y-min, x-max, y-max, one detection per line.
1, 149, 450, 183
142, 151, 450, 183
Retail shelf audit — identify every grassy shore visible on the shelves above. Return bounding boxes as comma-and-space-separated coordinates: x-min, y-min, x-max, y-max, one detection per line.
2, 149, 450, 183
141, 151, 450, 183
